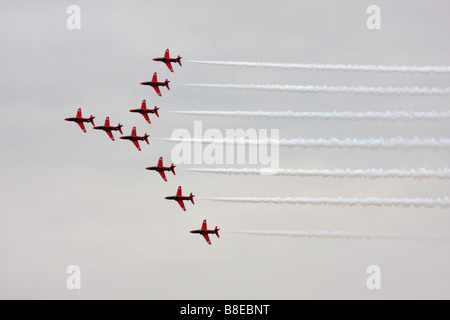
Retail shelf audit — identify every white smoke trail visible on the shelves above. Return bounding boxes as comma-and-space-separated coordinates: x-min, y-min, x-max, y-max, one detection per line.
204, 197, 450, 208
157, 136, 450, 150
188, 60, 450, 74
230, 230, 450, 242
185, 167, 450, 180
168, 110, 450, 121
185, 83, 450, 95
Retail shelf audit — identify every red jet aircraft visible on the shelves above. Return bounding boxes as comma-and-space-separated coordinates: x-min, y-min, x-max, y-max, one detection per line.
146, 157, 176, 182
119, 126, 149, 151
129, 99, 159, 124
140, 72, 170, 97
190, 220, 220, 245
165, 186, 194, 211
93, 117, 123, 141
64, 108, 95, 133
153, 49, 182, 72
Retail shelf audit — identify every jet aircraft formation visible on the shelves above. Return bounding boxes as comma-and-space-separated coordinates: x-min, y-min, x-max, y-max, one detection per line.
65, 49, 219, 245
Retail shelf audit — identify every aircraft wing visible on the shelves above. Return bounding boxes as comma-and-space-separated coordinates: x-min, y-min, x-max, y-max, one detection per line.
164, 61, 174, 72
105, 129, 115, 141
202, 233, 211, 245
132, 140, 141, 151
142, 113, 151, 123
176, 200, 186, 211
158, 170, 167, 182
76, 108, 82, 118
152, 85, 162, 96
202, 219, 208, 231
164, 49, 170, 59
77, 121, 86, 133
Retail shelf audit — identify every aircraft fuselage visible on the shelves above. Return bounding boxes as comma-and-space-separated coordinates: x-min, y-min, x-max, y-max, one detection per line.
120, 135, 147, 141
65, 117, 90, 123
130, 108, 158, 114
165, 196, 189, 201
189, 228, 220, 243
153, 57, 181, 63
190, 229, 217, 235
147, 166, 169, 172
94, 125, 121, 131
140, 81, 169, 87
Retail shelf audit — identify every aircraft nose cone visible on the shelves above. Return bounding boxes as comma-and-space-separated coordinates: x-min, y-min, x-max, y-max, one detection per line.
145, 167, 150, 170
190, 230, 195, 233
152, 58, 157, 61
140, 82, 146, 85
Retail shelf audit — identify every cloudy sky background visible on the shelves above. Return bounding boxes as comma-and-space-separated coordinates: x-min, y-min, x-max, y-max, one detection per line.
0, 0, 449, 299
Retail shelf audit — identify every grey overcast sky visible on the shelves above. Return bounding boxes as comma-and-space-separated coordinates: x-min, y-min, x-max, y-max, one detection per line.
0, 0, 449, 299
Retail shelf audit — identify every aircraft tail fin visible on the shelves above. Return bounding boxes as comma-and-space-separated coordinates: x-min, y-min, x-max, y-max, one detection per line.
190, 193, 195, 205
144, 135, 149, 145
154, 107, 159, 118
171, 165, 176, 175
90, 116, 95, 126
215, 227, 220, 238
165, 80, 170, 91
177, 56, 182, 66
118, 124, 123, 135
